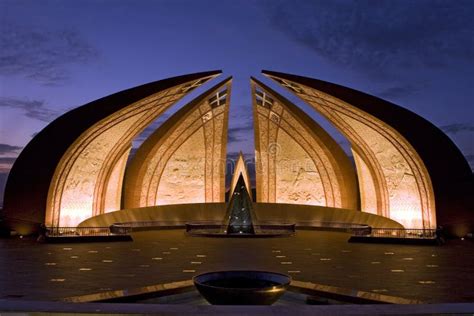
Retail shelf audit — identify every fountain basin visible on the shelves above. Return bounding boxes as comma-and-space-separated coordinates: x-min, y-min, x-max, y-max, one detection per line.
193, 270, 291, 305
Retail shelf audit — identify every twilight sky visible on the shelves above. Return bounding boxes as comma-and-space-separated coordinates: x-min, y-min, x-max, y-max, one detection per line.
0, 0, 473, 206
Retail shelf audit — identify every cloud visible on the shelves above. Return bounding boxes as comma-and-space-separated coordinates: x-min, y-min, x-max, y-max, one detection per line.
227, 123, 253, 144
227, 151, 241, 159
228, 124, 253, 134
266, 0, 474, 77
0, 157, 17, 164
0, 146, 20, 176
227, 134, 240, 143
440, 123, 474, 135
0, 156, 17, 175
0, 23, 98, 85
0, 97, 60, 122
0, 144, 22, 156
377, 84, 422, 99
226, 151, 253, 160
227, 110, 253, 144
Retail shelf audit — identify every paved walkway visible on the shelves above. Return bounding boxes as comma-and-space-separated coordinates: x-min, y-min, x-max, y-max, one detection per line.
0, 230, 473, 303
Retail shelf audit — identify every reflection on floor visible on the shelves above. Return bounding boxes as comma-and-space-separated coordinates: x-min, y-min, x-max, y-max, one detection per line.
0, 230, 473, 303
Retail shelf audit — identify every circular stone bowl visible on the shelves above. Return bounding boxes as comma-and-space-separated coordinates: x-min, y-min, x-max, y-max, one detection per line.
193, 270, 291, 305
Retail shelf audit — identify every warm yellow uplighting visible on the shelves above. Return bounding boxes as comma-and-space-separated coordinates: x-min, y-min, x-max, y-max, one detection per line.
124, 80, 231, 208
267, 74, 436, 230
45, 75, 217, 227
229, 152, 253, 199
103, 147, 130, 214
252, 79, 357, 209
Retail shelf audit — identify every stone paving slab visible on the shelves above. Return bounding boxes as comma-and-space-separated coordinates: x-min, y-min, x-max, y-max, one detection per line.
0, 230, 473, 303
290, 280, 423, 304
63, 280, 194, 303
1, 300, 474, 315
63, 278, 423, 305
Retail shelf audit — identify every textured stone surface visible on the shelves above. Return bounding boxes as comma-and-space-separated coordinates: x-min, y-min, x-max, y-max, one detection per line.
1, 230, 473, 303
252, 79, 358, 210
265, 73, 436, 230
276, 130, 325, 205
44, 75, 218, 228
124, 79, 231, 209
103, 146, 131, 214
78, 202, 402, 229
156, 130, 206, 205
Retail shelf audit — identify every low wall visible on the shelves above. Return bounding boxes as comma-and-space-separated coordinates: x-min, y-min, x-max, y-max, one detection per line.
78, 203, 402, 229
254, 203, 403, 229
79, 203, 226, 227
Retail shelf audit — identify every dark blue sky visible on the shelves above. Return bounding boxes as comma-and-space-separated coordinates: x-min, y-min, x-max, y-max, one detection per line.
1, 0, 473, 205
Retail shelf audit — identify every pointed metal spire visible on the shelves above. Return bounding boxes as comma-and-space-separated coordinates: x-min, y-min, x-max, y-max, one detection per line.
229, 151, 252, 199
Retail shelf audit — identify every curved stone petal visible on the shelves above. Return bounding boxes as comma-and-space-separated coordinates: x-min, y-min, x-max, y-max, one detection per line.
123, 77, 231, 208
4, 71, 221, 232
252, 77, 358, 210
263, 70, 473, 234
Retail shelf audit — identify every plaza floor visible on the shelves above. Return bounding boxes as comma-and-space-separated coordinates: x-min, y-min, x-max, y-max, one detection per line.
0, 230, 473, 303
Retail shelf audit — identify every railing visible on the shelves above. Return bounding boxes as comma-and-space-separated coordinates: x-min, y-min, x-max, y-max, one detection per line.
46, 226, 130, 237
110, 220, 370, 234
46, 224, 437, 240
185, 221, 297, 235
352, 228, 437, 239
257, 223, 296, 231
109, 220, 197, 234
185, 221, 221, 233
292, 220, 372, 235
184, 222, 297, 233
112, 220, 192, 227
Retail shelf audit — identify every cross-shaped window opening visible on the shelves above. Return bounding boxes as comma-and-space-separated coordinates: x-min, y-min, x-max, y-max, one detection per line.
255, 89, 274, 109
181, 79, 206, 93
208, 89, 227, 108
278, 79, 303, 94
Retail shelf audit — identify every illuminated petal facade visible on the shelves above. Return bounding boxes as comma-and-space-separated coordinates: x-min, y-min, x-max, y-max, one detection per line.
252, 78, 358, 210
3, 70, 472, 237
124, 78, 231, 208
4, 71, 220, 229
262, 71, 454, 230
